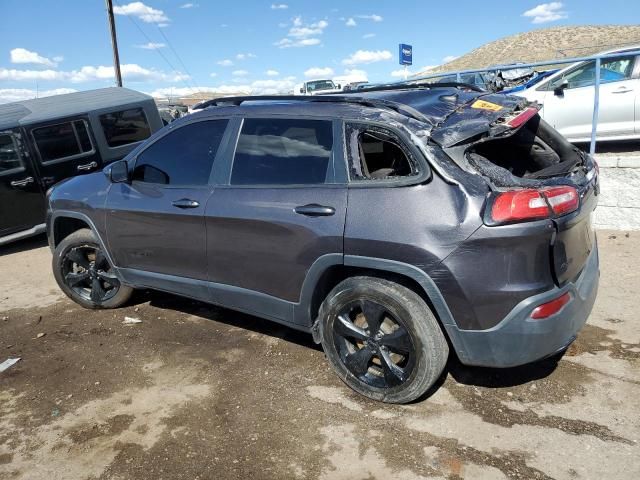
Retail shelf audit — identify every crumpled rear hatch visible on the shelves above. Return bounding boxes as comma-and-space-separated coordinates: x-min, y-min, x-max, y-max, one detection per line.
429, 92, 529, 147
438, 95, 599, 286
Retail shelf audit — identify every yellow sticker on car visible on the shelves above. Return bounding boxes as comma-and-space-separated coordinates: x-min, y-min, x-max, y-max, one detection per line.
471, 100, 503, 112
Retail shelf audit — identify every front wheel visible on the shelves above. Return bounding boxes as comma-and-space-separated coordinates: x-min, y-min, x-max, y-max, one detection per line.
319, 277, 449, 404
52, 228, 133, 309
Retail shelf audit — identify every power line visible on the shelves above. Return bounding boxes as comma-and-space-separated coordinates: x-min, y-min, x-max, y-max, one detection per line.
156, 27, 201, 92
113, 0, 196, 93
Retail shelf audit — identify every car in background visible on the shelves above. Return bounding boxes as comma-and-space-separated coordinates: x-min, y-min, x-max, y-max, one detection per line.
342, 81, 369, 92
500, 69, 558, 94
514, 46, 640, 142
435, 72, 492, 90
0, 87, 163, 246
297, 79, 343, 95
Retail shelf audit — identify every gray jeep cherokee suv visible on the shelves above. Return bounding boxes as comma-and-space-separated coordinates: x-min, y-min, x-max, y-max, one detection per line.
47, 85, 599, 403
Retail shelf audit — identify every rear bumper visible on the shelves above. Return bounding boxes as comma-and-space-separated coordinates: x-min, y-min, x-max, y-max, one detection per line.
446, 241, 599, 368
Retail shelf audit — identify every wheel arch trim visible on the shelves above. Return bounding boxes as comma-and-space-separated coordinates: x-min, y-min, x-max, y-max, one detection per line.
49, 210, 119, 274
329, 255, 469, 361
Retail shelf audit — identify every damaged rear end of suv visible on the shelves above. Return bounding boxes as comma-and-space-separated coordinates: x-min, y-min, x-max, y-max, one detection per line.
419, 87, 600, 368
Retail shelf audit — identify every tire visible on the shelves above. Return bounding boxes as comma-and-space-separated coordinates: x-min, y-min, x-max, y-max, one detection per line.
52, 228, 133, 309
319, 276, 448, 404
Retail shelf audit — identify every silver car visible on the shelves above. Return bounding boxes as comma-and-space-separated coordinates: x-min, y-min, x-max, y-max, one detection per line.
515, 46, 640, 142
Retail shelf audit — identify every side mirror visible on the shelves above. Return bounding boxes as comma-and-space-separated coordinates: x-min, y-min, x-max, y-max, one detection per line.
336, 84, 341, 89
554, 80, 569, 96
107, 160, 130, 183
299, 87, 305, 94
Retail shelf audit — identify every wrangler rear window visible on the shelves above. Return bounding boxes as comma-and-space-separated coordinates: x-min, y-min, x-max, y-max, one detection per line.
346, 124, 418, 181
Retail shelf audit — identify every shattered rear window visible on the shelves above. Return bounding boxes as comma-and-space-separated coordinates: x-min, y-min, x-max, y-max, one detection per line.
345, 123, 420, 181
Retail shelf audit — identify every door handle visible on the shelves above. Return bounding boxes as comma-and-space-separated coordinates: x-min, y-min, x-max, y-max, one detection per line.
77, 161, 98, 171
172, 198, 200, 209
612, 88, 633, 94
10, 176, 34, 187
294, 204, 335, 217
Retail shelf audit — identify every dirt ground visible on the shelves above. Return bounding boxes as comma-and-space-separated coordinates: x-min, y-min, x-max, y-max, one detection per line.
1, 232, 639, 480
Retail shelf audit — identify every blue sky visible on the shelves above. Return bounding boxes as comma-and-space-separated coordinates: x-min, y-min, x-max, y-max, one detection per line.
0, 0, 638, 102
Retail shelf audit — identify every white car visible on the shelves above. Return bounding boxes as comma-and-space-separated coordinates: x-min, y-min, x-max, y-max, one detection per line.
296, 79, 343, 95
514, 46, 640, 142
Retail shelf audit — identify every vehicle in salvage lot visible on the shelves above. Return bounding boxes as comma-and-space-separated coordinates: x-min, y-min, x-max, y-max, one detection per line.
46, 85, 600, 403
0, 88, 163, 246
514, 46, 640, 142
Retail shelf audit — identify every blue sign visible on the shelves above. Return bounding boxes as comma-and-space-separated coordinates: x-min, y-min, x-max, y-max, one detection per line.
399, 44, 412, 66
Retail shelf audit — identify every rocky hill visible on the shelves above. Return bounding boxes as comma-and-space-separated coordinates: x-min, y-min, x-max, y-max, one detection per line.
414, 25, 640, 76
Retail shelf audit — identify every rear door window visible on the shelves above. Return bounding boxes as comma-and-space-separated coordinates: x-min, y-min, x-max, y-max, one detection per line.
100, 108, 151, 147
132, 119, 228, 186
31, 120, 94, 163
0, 134, 22, 174
231, 118, 333, 185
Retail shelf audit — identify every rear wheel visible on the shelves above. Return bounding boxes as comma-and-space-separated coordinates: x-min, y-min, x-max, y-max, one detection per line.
319, 277, 448, 403
52, 228, 133, 309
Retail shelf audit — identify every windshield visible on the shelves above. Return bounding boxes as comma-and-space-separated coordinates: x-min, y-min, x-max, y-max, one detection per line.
306, 80, 336, 91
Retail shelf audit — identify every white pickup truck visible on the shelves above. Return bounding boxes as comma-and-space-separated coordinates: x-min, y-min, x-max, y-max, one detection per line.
296, 79, 343, 95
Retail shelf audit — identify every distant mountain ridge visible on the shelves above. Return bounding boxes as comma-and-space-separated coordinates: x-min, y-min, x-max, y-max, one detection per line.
414, 25, 640, 76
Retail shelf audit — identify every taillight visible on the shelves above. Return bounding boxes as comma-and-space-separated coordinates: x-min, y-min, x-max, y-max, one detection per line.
487, 186, 579, 225
506, 106, 539, 128
542, 186, 579, 216
490, 189, 549, 223
530, 292, 571, 319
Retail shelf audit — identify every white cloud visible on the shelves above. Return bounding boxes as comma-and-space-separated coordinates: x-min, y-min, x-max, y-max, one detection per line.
304, 67, 334, 78
136, 42, 165, 50
265, 69, 279, 76
113, 2, 169, 24
271, 3, 288, 9
209, 72, 217, 78
275, 37, 321, 48
149, 76, 298, 98
342, 49, 392, 66
232, 69, 249, 77
522, 2, 567, 24
357, 14, 383, 22
345, 18, 357, 27
335, 69, 368, 84
391, 69, 410, 78
0, 63, 188, 83
217, 59, 234, 66
275, 17, 328, 48
442, 55, 459, 63
0, 88, 77, 104
362, 33, 375, 39
180, 3, 198, 8
236, 53, 256, 60
10, 48, 59, 67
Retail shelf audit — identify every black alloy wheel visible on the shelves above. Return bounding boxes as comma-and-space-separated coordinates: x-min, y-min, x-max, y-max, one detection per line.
61, 244, 121, 303
333, 298, 416, 389
320, 276, 449, 403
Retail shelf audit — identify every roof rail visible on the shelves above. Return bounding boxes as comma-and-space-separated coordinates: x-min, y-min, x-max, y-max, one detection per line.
343, 81, 485, 94
195, 95, 434, 124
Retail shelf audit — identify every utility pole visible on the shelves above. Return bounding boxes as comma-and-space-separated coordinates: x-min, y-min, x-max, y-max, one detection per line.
105, 0, 123, 87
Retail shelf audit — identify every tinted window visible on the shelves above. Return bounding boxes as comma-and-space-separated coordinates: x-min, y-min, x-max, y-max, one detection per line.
100, 108, 151, 147
32, 120, 93, 162
0, 134, 22, 174
548, 55, 635, 90
132, 120, 227, 186
231, 118, 332, 185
